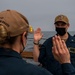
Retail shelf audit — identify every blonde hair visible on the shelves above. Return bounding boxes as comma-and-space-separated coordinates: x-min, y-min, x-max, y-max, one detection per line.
0, 25, 8, 45
0, 24, 24, 46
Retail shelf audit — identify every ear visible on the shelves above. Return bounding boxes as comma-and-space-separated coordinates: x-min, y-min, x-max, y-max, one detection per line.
21, 32, 27, 41
66, 23, 70, 30
21, 32, 27, 47
67, 23, 70, 27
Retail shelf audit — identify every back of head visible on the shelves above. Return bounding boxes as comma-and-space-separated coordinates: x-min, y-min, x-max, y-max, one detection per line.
54, 14, 69, 24
0, 9, 29, 45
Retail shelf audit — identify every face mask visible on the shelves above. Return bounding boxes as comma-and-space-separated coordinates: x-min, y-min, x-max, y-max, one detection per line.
56, 27, 66, 36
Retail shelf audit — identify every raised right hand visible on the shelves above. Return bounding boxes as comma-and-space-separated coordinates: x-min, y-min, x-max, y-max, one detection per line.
34, 28, 43, 42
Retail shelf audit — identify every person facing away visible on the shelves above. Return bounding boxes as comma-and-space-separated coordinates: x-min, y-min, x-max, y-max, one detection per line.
0, 10, 75, 75
0, 9, 53, 75
33, 14, 75, 75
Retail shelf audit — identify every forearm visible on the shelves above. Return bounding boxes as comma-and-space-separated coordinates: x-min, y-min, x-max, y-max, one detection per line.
33, 43, 40, 62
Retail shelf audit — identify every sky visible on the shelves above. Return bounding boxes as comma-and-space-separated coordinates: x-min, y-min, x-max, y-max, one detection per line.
0, 0, 75, 31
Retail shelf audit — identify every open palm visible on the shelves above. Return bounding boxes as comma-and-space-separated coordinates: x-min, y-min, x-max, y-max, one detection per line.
34, 28, 43, 41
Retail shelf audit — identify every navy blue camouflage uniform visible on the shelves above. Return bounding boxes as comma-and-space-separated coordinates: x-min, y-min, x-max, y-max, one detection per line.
0, 47, 52, 75
38, 33, 75, 75
0, 47, 75, 75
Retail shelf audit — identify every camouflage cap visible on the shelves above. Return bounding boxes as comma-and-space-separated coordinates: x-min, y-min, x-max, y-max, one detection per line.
54, 14, 69, 24
0, 9, 31, 37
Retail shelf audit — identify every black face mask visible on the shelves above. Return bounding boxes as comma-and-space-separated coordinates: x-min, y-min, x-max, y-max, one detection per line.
56, 27, 66, 36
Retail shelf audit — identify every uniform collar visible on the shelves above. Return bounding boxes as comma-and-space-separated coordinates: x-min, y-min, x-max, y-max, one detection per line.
0, 47, 22, 59
66, 33, 73, 42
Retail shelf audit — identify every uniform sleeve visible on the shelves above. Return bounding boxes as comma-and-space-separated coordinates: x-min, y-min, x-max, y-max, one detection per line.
38, 37, 53, 66
38, 44, 46, 64
61, 63, 75, 75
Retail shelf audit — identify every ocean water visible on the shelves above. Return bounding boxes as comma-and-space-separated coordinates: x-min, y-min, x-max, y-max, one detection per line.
25, 31, 75, 51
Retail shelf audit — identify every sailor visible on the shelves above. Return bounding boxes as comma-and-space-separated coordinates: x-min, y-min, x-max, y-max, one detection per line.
33, 14, 75, 75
